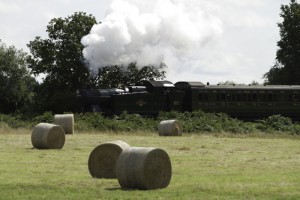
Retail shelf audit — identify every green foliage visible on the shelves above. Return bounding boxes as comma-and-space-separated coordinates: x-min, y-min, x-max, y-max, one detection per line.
75, 112, 157, 132
31, 111, 54, 124
264, 0, 300, 84
0, 40, 36, 113
1, 111, 300, 135
0, 112, 55, 129
27, 12, 97, 113
256, 115, 300, 134
116, 112, 158, 132
60, 111, 300, 135
27, 12, 97, 89
75, 112, 108, 131
158, 110, 255, 133
0, 114, 27, 128
94, 62, 167, 88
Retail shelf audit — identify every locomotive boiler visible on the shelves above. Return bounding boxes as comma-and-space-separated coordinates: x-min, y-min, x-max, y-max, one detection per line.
77, 80, 185, 115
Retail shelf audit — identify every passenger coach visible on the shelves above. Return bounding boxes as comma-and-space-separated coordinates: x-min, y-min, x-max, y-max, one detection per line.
176, 81, 300, 120
77, 80, 300, 120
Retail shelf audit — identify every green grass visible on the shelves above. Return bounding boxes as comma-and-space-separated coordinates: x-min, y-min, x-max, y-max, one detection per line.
0, 128, 300, 199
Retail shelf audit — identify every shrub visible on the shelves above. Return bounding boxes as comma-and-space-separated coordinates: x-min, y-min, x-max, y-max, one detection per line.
32, 112, 54, 125
256, 115, 293, 133
1, 111, 300, 135
0, 114, 27, 128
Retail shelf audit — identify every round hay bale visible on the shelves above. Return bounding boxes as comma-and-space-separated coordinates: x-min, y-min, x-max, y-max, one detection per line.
31, 123, 65, 149
88, 140, 130, 179
158, 120, 182, 136
54, 114, 74, 134
116, 147, 172, 190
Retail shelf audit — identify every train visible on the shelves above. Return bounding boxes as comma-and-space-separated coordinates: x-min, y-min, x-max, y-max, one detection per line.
76, 80, 300, 120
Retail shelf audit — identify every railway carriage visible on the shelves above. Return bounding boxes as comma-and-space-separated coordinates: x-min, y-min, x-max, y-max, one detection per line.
77, 80, 300, 120
176, 81, 300, 120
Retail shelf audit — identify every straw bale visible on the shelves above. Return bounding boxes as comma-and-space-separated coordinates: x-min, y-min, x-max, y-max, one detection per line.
158, 120, 182, 136
88, 140, 130, 178
116, 147, 172, 190
31, 123, 65, 149
54, 114, 74, 134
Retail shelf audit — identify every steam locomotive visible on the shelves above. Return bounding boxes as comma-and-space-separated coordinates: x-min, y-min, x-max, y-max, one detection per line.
77, 80, 300, 120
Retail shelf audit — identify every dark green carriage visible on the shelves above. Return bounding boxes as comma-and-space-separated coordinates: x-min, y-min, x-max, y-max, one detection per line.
77, 80, 300, 120
176, 81, 300, 120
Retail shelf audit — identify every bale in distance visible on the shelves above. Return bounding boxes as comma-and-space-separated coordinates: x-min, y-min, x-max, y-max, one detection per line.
116, 147, 172, 190
31, 123, 65, 149
54, 114, 74, 134
88, 140, 130, 179
158, 120, 182, 136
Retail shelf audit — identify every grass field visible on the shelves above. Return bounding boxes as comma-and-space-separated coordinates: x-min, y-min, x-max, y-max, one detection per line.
0, 128, 300, 199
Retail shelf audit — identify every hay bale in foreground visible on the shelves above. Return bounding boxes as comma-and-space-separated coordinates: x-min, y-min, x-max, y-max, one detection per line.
31, 123, 65, 149
54, 114, 74, 134
116, 147, 172, 190
88, 140, 130, 179
158, 120, 182, 136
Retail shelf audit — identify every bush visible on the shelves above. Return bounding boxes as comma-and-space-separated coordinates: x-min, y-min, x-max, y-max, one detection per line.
1, 111, 300, 135
32, 112, 54, 125
0, 114, 27, 128
157, 110, 255, 133
256, 115, 300, 134
73, 111, 300, 134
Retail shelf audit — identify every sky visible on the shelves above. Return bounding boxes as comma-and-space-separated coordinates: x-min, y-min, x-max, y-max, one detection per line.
0, 0, 292, 84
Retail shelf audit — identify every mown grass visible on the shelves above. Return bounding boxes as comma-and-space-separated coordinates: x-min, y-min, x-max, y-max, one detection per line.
0, 128, 300, 199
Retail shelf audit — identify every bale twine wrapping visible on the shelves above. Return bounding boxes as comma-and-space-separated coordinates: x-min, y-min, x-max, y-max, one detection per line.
116, 147, 172, 190
54, 114, 74, 134
158, 120, 182, 136
88, 140, 130, 179
31, 123, 65, 149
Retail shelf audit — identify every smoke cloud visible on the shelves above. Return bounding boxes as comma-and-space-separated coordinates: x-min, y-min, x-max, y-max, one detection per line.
81, 0, 223, 77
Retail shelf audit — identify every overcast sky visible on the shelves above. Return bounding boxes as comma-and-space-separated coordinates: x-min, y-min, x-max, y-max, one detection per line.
0, 0, 292, 84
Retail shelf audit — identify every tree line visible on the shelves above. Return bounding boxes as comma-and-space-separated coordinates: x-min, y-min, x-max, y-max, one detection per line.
0, 12, 165, 114
1, 0, 300, 114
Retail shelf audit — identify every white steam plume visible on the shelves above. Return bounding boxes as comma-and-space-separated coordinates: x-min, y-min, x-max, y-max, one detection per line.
81, 0, 223, 78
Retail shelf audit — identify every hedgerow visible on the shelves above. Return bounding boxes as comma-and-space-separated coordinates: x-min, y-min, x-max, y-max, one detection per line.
1, 111, 300, 135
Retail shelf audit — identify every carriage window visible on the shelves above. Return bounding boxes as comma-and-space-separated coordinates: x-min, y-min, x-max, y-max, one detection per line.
263, 94, 268, 102
242, 94, 247, 101
292, 94, 298, 102
253, 93, 257, 101
204, 93, 208, 101
273, 94, 278, 101
199, 93, 203, 100
237, 93, 242, 101
221, 93, 226, 101
242, 91, 250, 102
279, 91, 285, 101
268, 93, 273, 101
231, 94, 236, 101
289, 94, 293, 102
216, 93, 220, 101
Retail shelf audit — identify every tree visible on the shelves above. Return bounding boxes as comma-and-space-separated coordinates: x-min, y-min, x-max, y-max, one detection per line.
0, 40, 36, 113
93, 62, 167, 88
27, 12, 97, 113
264, 0, 300, 84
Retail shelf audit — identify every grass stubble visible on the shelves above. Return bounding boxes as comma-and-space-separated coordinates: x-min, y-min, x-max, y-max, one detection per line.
0, 128, 300, 199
